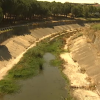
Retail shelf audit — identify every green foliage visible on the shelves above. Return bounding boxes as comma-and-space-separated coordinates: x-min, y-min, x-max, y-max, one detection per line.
71, 6, 77, 17
46, 38, 64, 55
0, 33, 68, 94
0, 0, 100, 22
0, 79, 19, 94
97, 7, 100, 14
83, 6, 89, 18
50, 58, 64, 68
63, 3, 71, 17
71, 5, 83, 17
0, 33, 75, 100
6, 46, 45, 79
5, 36, 65, 80
50, 1, 63, 16
0, 7, 3, 22
47, 37, 69, 68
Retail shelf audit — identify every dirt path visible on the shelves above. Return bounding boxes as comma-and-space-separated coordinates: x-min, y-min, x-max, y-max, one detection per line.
60, 34, 100, 100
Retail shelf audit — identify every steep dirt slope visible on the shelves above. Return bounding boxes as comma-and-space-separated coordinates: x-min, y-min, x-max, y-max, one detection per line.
65, 25, 100, 99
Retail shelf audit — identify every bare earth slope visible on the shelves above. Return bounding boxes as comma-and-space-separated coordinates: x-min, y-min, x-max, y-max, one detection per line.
62, 25, 100, 99
69, 27, 100, 93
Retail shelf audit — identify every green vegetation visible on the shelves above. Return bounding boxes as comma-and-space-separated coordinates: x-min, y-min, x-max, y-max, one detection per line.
83, 6, 89, 18
6, 43, 45, 79
71, 5, 82, 18
50, 58, 64, 68
0, 0, 100, 24
86, 18, 100, 21
0, 79, 19, 94
91, 23, 100, 30
0, 31, 75, 99
0, 7, 3, 22
0, 33, 67, 94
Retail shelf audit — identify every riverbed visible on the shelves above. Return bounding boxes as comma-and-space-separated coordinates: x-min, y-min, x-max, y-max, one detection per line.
1, 53, 67, 100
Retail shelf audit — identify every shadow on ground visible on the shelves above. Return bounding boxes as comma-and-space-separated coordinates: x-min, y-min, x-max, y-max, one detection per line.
0, 45, 12, 61
13, 26, 31, 35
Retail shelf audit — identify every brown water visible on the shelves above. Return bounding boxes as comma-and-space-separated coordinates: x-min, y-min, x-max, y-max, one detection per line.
1, 53, 67, 100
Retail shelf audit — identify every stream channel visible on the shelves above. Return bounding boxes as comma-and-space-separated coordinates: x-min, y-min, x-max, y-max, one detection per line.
1, 53, 67, 100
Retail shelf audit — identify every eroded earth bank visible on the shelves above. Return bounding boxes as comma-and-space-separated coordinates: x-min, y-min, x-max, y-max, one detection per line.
61, 23, 100, 100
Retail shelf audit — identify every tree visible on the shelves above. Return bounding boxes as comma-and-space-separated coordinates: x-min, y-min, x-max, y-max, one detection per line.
71, 5, 82, 18
0, 7, 3, 22
1, 0, 19, 23
97, 7, 100, 16
50, 1, 61, 16
36, 1, 49, 17
63, 3, 71, 17
88, 6, 97, 17
83, 6, 89, 18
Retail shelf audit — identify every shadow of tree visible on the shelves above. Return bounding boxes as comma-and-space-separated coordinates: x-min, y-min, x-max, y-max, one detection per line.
0, 45, 12, 61
13, 26, 31, 35
0, 31, 13, 44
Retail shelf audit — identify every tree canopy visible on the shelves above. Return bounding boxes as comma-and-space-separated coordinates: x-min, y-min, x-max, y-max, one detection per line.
0, 0, 99, 23
0, 7, 3, 22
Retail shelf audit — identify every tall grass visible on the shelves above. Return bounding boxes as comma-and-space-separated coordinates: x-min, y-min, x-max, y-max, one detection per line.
6, 44, 45, 79
0, 79, 19, 94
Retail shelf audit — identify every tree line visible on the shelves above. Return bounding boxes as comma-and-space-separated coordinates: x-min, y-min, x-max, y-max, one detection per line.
0, 0, 100, 23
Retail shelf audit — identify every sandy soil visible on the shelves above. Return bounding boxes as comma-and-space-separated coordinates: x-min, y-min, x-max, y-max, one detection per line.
60, 35, 100, 100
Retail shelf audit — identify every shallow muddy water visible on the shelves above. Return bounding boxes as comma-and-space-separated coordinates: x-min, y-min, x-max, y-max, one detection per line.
1, 53, 67, 100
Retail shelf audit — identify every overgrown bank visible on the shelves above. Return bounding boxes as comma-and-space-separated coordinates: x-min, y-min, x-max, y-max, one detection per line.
0, 33, 74, 99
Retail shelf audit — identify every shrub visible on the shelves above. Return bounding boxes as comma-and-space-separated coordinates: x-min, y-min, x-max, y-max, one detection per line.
0, 79, 19, 94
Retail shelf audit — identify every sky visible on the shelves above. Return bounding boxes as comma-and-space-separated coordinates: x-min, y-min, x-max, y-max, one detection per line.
37, 0, 100, 4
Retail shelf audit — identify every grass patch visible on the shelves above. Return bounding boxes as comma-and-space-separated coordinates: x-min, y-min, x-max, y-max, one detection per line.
50, 57, 64, 68
78, 17, 100, 22
6, 44, 45, 79
0, 79, 19, 94
86, 18, 100, 21
91, 23, 100, 31
5, 35, 66, 80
